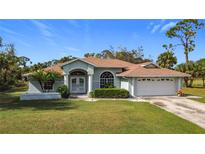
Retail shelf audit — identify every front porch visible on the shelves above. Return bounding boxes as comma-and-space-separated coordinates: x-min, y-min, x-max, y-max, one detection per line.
63, 69, 93, 95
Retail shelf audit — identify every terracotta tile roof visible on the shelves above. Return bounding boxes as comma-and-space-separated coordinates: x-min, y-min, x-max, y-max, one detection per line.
42, 57, 190, 77
83, 57, 136, 68
44, 63, 64, 75
117, 64, 190, 77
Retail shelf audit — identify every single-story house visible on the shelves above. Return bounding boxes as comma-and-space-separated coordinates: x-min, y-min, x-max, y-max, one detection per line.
24, 57, 190, 98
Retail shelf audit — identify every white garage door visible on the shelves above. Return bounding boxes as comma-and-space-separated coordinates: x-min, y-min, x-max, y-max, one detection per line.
135, 78, 176, 96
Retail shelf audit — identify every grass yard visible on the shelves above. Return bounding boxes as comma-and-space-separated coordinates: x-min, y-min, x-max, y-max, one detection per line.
0, 85, 205, 134
183, 87, 205, 97
0, 97, 205, 133
190, 78, 204, 88
183, 79, 205, 103
183, 87, 205, 103
0, 86, 27, 98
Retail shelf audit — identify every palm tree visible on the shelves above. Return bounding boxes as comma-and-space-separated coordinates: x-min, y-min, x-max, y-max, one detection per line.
176, 62, 201, 87
157, 44, 177, 69
176, 63, 189, 87
185, 62, 201, 87
31, 70, 61, 92
197, 59, 205, 87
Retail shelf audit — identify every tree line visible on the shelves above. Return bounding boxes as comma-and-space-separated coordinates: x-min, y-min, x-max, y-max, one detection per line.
0, 37, 76, 90
0, 38, 31, 90
84, 46, 152, 64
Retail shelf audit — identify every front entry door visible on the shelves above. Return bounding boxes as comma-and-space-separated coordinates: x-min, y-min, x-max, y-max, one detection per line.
70, 77, 86, 93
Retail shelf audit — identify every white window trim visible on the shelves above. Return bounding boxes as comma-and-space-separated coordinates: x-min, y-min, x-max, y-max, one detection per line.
99, 70, 115, 88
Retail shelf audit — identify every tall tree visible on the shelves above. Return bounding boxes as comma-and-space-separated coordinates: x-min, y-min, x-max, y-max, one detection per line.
175, 63, 189, 87
84, 52, 96, 58
166, 19, 204, 63
101, 49, 115, 59
196, 58, 205, 87
0, 37, 31, 90
115, 46, 146, 63
83, 46, 151, 64
28, 56, 75, 72
157, 44, 177, 69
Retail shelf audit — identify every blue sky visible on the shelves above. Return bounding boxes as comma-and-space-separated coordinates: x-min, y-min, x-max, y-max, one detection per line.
0, 19, 204, 64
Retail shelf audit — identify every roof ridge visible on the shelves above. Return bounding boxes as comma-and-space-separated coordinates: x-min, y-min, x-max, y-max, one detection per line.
84, 57, 139, 65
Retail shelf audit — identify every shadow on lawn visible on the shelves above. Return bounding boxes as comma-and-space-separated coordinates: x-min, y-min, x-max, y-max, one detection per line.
0, 98, 78, 111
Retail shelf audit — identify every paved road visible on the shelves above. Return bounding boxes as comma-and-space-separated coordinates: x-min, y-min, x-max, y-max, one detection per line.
143, 96, 205, 129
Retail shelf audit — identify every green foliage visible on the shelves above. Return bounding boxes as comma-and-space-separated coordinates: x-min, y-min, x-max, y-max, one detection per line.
84, 52, 96, 58
157, 44, 177, 69
31, 70, 61, 92
93, 88, 129, 98
196, 58, 205, 87
104, 83, 115, 88
57, 85, 70, 98
0, 37, 31, 91
176, 61, 204, 87
89, 91, 95, 98
166, 19, 204, 63
28, 56, 75, 72
84, 46, 151, 64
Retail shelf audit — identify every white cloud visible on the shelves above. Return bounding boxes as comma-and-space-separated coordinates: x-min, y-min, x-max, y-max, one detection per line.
151, 24, 161, 33
16, 39, 31, 47
147, 22, 154, 29
31, 20, 53, 38
160, 22, 176, 32
0, 26, 22, 36
148, 20, 176, 34
65, 47, 80, 52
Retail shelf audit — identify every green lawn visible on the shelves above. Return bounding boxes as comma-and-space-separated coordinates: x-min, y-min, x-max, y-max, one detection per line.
0, 86, 27, 98
0, 85, 205, 134
183, 87, 205, 103
183, 79, 205, 103
0, 97, 205, 133
183, 87, 205, 97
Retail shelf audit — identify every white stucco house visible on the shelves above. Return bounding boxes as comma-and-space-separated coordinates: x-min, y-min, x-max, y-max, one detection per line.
22, 57, 190, 100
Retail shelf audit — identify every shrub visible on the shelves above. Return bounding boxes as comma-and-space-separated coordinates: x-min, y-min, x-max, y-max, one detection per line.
89, 91, 95, 98
93, 88, 129, 98
57, 85, 70, 98
104, 83, 115, 88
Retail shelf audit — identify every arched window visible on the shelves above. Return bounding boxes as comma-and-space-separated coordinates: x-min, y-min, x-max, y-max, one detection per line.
100, 71, 114, 88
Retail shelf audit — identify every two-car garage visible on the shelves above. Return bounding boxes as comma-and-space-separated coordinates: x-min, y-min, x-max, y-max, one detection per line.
118, 62, 186, 97
134, 78, 178, 96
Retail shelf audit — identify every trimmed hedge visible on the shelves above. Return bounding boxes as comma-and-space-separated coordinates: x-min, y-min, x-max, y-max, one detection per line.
93, 88, 129, 98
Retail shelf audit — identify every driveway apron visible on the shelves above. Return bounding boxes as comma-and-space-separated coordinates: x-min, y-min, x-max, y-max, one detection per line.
143, 96, 205, 129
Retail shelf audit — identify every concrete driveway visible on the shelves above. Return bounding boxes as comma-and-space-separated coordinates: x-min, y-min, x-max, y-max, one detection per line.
143, 96, 205, 129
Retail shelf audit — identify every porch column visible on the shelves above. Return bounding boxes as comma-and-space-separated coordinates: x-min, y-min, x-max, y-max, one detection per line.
177, 78, 182, 90
131, 78, 135, 97
64, 74, 69, 87
88, 74, 93, 94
